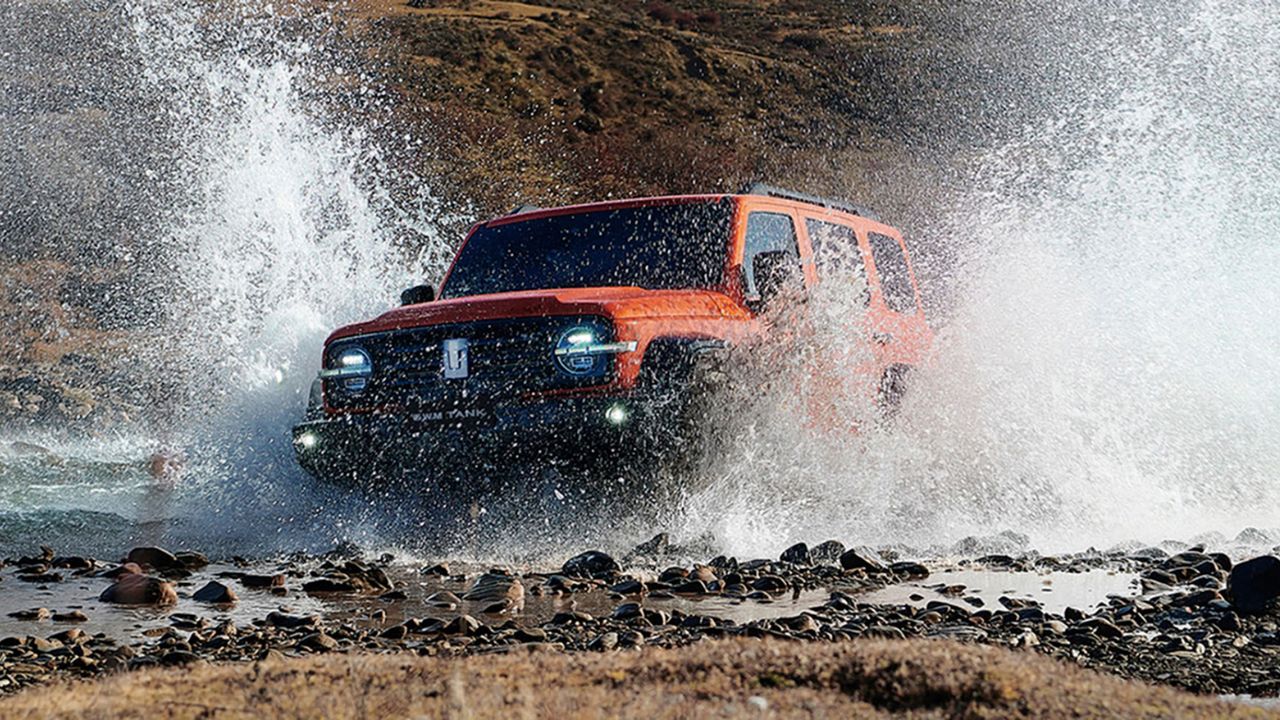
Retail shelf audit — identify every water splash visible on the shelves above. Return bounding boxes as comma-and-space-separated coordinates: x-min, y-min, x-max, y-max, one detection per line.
4, 0, 1279, 562
125, 1, 459, 554
2, 0, 455, 557
679, 0, 1280, 556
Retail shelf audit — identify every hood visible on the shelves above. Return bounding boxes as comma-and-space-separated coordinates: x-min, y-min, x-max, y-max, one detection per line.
327, 286, 742, 343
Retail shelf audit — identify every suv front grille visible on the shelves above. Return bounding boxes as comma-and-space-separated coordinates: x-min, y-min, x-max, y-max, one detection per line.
324, 316, 613, 411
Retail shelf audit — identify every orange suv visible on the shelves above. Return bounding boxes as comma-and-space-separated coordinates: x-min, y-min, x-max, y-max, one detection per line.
292, 185, 933, 491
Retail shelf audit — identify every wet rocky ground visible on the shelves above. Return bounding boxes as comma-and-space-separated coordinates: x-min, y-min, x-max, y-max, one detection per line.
3, 531, 1280, 700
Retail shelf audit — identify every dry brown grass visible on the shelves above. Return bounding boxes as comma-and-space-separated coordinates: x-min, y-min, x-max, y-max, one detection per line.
2, 638, 1272, 719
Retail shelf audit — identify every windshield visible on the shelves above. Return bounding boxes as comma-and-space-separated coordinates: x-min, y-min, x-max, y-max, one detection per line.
441, 200, 733, 299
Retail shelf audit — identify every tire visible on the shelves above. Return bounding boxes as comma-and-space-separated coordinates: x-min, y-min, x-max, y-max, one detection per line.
630, 342, 727, 504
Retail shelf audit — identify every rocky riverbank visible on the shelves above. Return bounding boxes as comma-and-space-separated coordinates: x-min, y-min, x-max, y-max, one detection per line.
3, 534, 1280, 702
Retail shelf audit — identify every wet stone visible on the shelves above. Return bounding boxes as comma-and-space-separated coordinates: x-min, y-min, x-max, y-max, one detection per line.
303, 578, 358, 594
810, 540, 846, 565
426, 591, 461, 609
30, 637, 62, 653
462, 572, 524, 612
839, 547, 886, 573
265, 611, 318, 630
612, 602, 642, 621
588, 632, 618, 651
237, 573, 286, 589
657, 567, 689, 584
298, 633, 339, 653
889, 561, 930, 579
380, 624, 409, 640
561, 551, 620, 579
49, 628, 84, 644
51, 610, 88, 623
175, 551, 210, 570
1227, 555, 1280, 614
673, 580, 708, 595
626, 533, 670, 560
99, 575, 178, 606
864, 625, 907, 640
192, 581, 238, 604
609, 579, 645, 595
689, 566, 718, 584
8, 608, 51, 621
780, 543, 810, 565
513, 627, 546, 642
16, 572, 63, 583
444, 615, 482, 636
751, 576, 788, 593
125, 547, 181, 571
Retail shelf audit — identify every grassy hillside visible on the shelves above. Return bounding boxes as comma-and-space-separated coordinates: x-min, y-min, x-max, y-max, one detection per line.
334, 0, 976, 220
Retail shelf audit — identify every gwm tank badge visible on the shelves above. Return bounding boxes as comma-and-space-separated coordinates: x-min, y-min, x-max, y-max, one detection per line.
442, 338, 469, 379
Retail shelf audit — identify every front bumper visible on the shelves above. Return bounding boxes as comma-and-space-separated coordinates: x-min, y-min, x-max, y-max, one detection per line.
291, 394, 644, 484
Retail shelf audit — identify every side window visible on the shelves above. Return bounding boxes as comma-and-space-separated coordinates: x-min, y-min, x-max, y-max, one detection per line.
806, 219, 869, 307
866, 232, 917, 313
743, 212, 799, 297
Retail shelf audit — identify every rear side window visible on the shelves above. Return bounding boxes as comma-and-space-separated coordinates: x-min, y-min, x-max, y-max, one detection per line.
743, 212, 799, 295
867, 232, 917, 313
806, 219, 869, 306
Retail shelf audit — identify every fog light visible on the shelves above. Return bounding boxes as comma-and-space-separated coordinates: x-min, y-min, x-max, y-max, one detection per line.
604, 403, 629, 426
296, 432, 319, 450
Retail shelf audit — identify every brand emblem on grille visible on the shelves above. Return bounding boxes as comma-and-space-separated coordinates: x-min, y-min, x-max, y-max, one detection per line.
442, 338, 469, 379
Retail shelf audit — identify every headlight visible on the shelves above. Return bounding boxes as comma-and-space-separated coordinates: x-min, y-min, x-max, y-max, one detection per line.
553, 325, 636, 376
555, 326, 602, 375
319, 345, 373, 393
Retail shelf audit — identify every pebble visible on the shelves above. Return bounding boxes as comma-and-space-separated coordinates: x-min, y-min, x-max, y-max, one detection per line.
3, 541, 1279, 701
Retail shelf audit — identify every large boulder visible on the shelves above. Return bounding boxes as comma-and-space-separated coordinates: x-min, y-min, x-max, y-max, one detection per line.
1227, 555, 1280, 614
561, 551, 620, 579
839, 546, 887, 573
125, 547, 181, 571
810, 540, 847, 565
779, 543, 810, 565
99, 573, 178, 606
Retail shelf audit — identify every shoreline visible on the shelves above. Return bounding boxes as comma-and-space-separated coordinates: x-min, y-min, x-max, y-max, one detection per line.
3, 537, 1280, 703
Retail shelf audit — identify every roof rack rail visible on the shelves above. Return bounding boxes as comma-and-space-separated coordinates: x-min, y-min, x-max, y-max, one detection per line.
739, 182, 880, 222
507, 204, 542, 216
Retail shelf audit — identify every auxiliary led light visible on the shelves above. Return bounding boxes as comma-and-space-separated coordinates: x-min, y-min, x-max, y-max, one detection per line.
339, 349, 371, 367
296, 432, 319, 450
605, 403, 629, 426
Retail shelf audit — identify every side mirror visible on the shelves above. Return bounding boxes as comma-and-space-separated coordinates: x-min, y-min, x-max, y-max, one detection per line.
747, 250, 799, 310
400, 284, 435, 306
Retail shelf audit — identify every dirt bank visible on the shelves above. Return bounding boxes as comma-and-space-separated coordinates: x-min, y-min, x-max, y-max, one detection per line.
2, 637, 1273, 719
